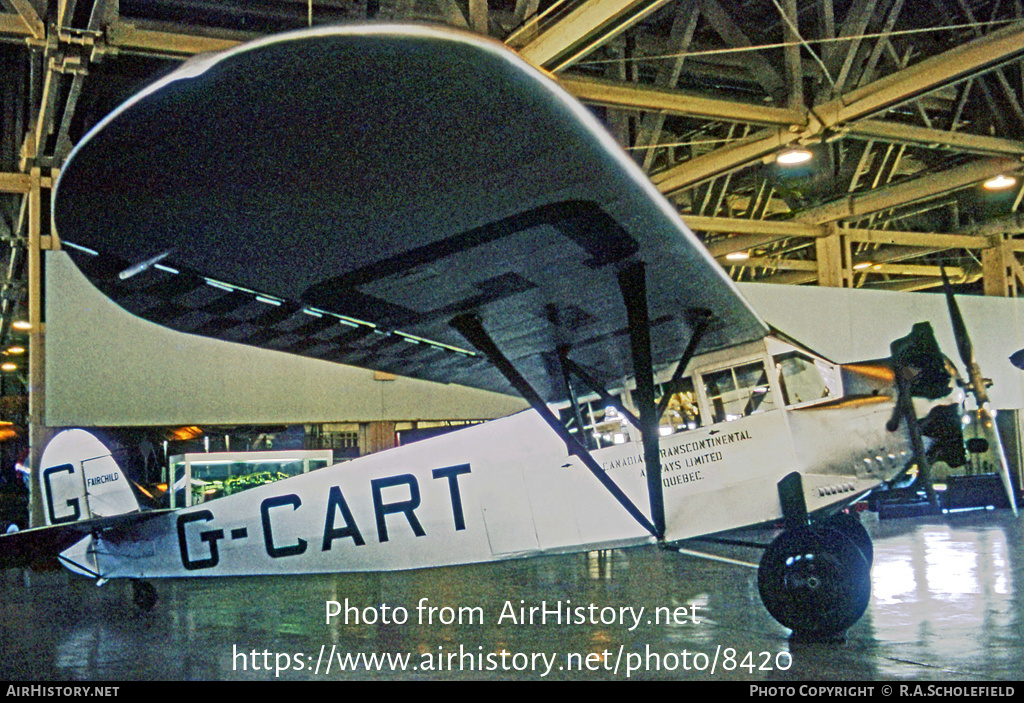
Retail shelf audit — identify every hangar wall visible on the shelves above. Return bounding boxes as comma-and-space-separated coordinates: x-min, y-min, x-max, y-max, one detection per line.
44, 251, 1024, 426
44, 252, 529, 426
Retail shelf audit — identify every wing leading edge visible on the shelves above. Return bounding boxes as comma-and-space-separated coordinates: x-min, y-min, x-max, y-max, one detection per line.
53, 24, 768, 402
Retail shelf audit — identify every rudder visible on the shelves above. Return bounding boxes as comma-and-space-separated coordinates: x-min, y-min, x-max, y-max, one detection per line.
40, 429, 140, 525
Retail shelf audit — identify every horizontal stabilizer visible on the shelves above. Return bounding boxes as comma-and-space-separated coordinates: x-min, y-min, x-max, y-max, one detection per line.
0, 510, 173, 569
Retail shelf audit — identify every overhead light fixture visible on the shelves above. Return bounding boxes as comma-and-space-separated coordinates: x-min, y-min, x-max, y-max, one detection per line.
11, 321, 30, 331
777, 147, 812, 165
1, 362, 17, 372
5, 346, 24, 355
853, 262, 872, 270
983, 175, 1017, 191
725, 251, 750, 261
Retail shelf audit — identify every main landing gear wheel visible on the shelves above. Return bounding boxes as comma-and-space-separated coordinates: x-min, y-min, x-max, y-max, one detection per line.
131, 580, 158, 611
757, 526, 871, 640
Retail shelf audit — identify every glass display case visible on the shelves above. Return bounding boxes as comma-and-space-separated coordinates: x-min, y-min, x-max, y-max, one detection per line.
168, 450, 335, 508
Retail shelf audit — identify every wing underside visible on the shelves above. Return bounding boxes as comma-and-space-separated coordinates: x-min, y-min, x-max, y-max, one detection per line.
54, 24, 768, 402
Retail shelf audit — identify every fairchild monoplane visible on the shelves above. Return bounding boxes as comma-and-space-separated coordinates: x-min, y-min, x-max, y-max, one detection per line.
3, 23, 1015, 639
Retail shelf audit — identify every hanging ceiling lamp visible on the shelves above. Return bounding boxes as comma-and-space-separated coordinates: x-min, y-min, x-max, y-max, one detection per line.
983, 174, 1017, 191
776, 147, 813, 165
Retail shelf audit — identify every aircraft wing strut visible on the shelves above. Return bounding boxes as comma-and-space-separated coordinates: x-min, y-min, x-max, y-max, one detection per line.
453, 264, 714, 541
452, 312, 658, 537
619, 261, 668, 539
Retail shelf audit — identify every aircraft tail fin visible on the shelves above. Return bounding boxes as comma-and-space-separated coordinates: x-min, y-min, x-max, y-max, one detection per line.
40, 429, 140, 526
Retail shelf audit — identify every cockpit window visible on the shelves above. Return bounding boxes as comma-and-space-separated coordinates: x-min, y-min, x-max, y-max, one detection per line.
702, 361, 776, 423
774, 351, 831, 406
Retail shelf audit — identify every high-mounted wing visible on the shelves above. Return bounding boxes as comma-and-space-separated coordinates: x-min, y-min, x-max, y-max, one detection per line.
53, 24, 768, 402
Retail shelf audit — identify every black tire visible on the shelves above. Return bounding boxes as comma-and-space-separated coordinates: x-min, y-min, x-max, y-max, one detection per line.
824, 512, 873, 566
132, 580, 158, 611
757, 526, 871, 639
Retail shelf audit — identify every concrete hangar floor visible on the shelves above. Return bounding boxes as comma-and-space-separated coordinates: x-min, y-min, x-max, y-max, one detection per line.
1, 511, 1020, 682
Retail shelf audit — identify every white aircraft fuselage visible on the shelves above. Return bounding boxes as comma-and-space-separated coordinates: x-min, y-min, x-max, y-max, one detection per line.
57, 334, 921, 581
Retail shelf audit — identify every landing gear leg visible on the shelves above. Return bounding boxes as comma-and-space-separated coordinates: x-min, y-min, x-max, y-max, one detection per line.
757, 526, 870, 639
131, 579, 158, 611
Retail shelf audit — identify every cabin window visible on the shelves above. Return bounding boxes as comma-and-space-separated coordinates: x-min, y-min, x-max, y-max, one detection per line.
558, 401, 629, 449
656, 377, 700, 432
702, 361, 776, 423
773, 352, 831, 406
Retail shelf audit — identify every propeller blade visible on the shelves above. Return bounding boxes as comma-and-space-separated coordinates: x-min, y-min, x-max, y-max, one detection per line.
940, 267, 1017, 516
940, 266, 974, 369
1010, 349, 1024, 370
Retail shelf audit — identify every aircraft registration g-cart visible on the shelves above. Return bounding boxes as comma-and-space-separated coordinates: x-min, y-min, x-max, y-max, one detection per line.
3, 23, 1016, 640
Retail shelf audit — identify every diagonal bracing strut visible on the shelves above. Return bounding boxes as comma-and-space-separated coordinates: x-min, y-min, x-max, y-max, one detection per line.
451, 265, 712, 543
450, 312, 659, 538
